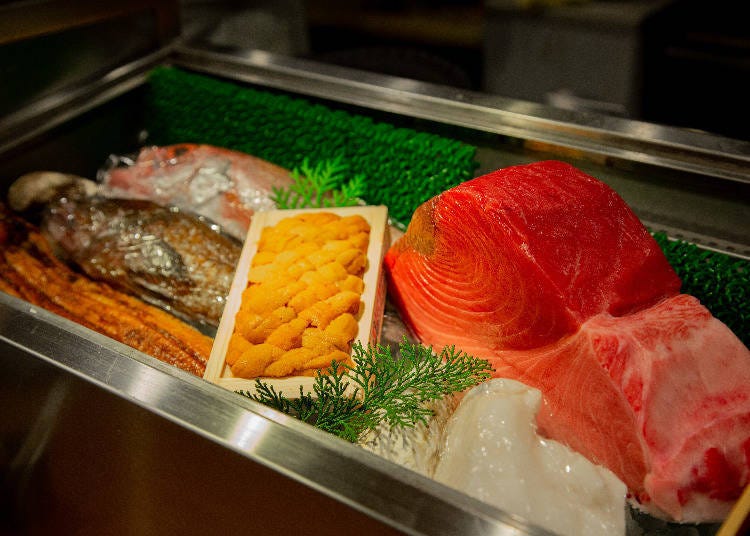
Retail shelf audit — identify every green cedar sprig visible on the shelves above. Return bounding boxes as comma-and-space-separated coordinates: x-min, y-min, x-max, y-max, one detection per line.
270, 156, 366, 209
237, 339, 493, 442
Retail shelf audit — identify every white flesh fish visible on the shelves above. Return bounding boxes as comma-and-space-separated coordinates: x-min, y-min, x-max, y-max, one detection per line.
433, 379, 626, 536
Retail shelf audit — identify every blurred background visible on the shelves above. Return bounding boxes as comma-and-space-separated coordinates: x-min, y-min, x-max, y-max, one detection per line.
179, 0, 749, 141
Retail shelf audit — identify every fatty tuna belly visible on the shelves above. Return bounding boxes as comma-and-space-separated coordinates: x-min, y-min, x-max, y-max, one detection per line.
490, 294, 750, 522
384, 160, 680, 351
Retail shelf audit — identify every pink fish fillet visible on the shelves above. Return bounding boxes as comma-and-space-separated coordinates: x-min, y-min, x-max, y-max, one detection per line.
384, 160, 750, 522
99, 143, 293, 239
493, 294, 750, 522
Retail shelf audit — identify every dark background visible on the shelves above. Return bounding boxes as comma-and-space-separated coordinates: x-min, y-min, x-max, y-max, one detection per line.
181, 0, 749, 141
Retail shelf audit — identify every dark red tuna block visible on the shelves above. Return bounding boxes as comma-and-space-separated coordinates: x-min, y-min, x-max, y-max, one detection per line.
385, 160, 681, 351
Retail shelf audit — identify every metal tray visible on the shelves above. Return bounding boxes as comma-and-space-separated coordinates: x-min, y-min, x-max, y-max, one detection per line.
1, 6, 748, 534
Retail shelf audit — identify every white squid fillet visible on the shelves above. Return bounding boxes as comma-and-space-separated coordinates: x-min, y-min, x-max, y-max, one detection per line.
433, 379, 626, 536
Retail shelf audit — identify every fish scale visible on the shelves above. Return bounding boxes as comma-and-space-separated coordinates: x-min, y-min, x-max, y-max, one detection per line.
42, 194, 241, 328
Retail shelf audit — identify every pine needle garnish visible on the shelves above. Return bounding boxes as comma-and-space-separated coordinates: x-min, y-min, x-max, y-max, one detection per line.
271, 155, 366, 209
237, 339, 493, 442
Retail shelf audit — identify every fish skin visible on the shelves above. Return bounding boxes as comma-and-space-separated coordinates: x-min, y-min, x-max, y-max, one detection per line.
383, 160, 750, 522
41, 194, 241, 328
99, 144, 293, 240
0, 203, 211, 375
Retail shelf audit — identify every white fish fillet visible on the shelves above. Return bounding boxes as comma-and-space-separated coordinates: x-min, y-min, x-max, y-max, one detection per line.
433, 379, 626, 536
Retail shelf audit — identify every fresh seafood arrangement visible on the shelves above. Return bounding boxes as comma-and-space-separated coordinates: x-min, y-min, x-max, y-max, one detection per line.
434, 379, 627, 536
43, 196, 240, 327
361, 378, 628, 536
2, 146, 748, 535
0, 204, 211, 376
204, 205, 390, 395
384, 160, 750, 523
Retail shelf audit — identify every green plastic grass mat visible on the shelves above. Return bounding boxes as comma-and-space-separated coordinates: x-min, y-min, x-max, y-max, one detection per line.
143, 66, 478, 226
654, 233, 749, 347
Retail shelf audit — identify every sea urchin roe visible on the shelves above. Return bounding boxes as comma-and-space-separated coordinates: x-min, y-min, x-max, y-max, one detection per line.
229, 212, 370, 378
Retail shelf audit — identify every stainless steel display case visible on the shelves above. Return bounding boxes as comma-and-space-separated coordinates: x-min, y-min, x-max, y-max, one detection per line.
1, 3, 748, 535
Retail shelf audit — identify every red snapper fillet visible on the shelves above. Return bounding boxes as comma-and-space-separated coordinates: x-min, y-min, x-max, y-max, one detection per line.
384, 160, 750, 523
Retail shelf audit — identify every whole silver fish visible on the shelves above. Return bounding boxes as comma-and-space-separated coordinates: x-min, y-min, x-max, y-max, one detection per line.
11, 172, 241, 328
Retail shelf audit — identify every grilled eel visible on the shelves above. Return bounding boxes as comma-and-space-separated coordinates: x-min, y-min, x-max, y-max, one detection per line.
0, 204, 211, 376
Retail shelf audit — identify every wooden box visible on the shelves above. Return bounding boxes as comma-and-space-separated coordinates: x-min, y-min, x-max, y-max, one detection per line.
204, 206, 390, 394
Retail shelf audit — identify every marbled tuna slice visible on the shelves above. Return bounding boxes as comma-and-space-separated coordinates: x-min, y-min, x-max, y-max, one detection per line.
489, 295, 750, 523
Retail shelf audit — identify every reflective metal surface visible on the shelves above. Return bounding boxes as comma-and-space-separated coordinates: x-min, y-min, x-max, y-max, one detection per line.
0, 292, 550, 535
0, 47, 171, 159
170, 45, 750, 185
167, 45, 749, 257
0, 0, 178, 156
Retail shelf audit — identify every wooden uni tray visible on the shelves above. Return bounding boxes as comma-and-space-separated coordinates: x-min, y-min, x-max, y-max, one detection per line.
204, 205, 390, 395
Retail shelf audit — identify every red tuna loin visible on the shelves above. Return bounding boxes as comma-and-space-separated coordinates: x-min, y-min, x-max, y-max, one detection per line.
384, 161, 750, 522
385, 160, 681, 351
